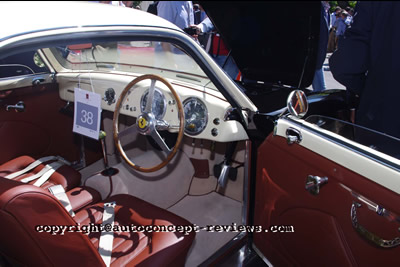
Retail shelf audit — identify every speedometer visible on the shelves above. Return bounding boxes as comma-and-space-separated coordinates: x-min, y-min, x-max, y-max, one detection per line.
183, 97, 208, 135
140, 88, 166, 120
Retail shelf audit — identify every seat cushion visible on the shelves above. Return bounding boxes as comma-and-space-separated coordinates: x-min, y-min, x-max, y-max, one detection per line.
66, 186, 102, 212
0, 178, 104, 267
74, 194, 196, 267
0, 155, 81, 190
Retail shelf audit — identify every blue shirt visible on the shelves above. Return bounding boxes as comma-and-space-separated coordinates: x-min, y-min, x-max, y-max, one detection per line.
335, 18, 347, 36
157, 1, 194, 29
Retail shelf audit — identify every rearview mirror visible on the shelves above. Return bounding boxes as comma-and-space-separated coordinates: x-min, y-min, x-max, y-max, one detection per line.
287, 90, 308, 118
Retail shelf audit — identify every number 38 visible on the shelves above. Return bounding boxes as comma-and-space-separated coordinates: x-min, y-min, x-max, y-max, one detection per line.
81, 110, 94, 125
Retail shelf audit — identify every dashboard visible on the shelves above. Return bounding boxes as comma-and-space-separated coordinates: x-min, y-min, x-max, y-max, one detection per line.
57, 72, 249, 142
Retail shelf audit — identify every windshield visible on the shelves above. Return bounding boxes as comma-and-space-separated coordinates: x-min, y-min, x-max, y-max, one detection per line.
50, 41, 211, 87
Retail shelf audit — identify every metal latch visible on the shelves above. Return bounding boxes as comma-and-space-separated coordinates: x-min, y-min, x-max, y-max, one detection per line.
286, 127, 302, 145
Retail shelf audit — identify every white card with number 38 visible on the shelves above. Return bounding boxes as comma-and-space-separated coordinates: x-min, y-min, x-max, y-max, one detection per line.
73, 88, 102, 140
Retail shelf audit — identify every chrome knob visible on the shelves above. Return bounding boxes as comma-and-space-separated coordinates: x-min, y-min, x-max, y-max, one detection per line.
305, 175, 328, 195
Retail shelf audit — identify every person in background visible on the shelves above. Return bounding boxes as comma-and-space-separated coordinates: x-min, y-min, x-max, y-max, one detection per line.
191, 17, 239, 79
157, 1, 194, 30
330, 6, 341, 29
334, 10, 348, 49
147, 1, 159, 15
100, 1, 125, 6
345, 7, 354, 26
330, 2, 400, 154
193, 4, 201, 24
311, 1, 330, 92
122, 1, 134, 8
327, 7, 341, 53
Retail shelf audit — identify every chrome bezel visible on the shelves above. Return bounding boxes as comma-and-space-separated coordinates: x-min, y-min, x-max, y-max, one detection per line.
140, 88, 167, 120
183, 97, 208, 136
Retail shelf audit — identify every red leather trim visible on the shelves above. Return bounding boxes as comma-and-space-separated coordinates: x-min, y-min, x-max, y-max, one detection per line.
254, 134, 400, 266
0, 84, 102, 165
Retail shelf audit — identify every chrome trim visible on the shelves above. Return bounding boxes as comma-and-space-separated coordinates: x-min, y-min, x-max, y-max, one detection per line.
281, 117, 400, 173
0, 72, 50, 82
252, 244, 274, 267
351, 202, 400, 248
6, 101, 25, 112
340, 183, 400, 223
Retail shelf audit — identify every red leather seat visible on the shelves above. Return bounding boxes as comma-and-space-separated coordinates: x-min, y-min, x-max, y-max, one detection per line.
0, 155, 80, 191
66, 186, 102, 212
0, 178, 195, 266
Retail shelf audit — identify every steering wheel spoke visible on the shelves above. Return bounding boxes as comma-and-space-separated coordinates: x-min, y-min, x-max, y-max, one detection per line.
151, 130, 171, 154
118, 123, 138, 138
144, 79, 156, 113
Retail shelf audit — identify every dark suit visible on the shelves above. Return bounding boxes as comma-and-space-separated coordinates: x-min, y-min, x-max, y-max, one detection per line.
330, 2, 400, 139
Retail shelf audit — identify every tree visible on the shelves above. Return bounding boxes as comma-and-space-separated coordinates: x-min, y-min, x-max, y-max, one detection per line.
329, 1, 357, 12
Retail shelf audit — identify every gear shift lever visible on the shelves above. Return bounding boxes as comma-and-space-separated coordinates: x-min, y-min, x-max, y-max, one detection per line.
99, 131, 119, 176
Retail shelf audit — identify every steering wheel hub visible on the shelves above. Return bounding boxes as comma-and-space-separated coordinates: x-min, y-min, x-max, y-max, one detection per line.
137, 113, 154, 134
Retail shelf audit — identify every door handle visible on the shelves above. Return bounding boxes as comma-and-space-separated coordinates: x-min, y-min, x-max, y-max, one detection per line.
286, 127, 302, 144
351, 202, 400, 248
32, 78, 45, 86
6, 101, 25, 112
305, 175, 328, 195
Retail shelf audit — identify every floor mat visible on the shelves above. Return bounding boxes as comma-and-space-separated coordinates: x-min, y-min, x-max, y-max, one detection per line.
168, 192, 243, 267
83, 149, 194, 209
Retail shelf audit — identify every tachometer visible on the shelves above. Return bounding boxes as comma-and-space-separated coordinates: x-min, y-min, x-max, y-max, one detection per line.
183, 97, 208, 135
140, 88, 166, 120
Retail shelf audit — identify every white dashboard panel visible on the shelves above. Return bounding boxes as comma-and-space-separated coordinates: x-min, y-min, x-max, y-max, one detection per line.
58, 72, 249, 142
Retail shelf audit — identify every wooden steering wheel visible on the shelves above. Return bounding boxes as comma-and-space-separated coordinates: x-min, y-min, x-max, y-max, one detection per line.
113, 74, 184, 172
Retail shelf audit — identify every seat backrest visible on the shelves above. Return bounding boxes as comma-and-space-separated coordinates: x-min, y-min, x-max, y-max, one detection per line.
0, 178, 104, 266
0, 155, 81, 191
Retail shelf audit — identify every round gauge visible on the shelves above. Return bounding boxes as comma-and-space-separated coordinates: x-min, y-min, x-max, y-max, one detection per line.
140, 89, 166, 120
183, 97, 208, 135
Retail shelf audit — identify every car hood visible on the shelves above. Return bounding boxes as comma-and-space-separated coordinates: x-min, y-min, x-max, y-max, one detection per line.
200, 1, 321, 88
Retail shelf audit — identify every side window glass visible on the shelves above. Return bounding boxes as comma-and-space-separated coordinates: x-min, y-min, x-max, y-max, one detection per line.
0, 50, 49, 79
306, 115, 400, 159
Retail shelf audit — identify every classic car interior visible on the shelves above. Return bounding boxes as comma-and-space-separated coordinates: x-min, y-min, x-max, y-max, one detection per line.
0, 39, 250, 266
1, 2, 400, 267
